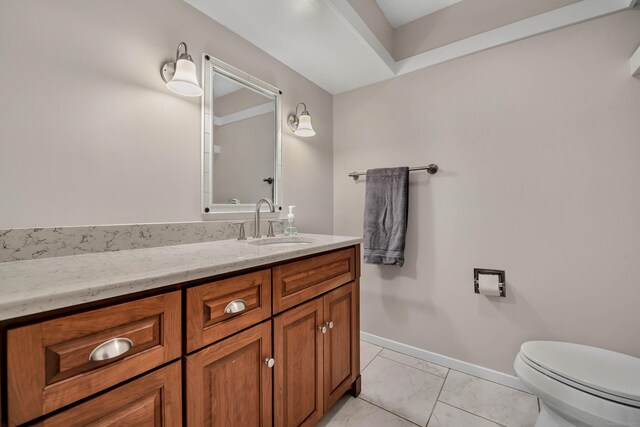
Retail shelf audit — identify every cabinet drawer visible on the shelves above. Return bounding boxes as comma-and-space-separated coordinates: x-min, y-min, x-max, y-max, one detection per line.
29, 362, 182, 427
186, 269, 271, 352
7, 292, 181, 426
273, 248, 355, 314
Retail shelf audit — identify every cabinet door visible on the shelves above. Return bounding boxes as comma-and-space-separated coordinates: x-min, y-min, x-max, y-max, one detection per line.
185, 321, 272, 427
31, 362, 182, 427
323, 282, 358, 410
273, 298, 324, 427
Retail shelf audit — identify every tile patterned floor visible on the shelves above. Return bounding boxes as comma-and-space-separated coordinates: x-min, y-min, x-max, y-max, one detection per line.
317, 341, 540, 427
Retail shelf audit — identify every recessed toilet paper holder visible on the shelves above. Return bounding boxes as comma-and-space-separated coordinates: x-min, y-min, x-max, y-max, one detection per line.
474, 268, 506, 297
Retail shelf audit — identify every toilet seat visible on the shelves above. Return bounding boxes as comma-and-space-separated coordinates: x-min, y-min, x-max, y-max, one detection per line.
514, 343, 640, 427
519, 341, 640, 408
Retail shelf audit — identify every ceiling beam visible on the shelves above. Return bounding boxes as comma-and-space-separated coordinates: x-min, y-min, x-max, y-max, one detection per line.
395, 0, 636, 76
327, 0, 636, 86
213, 102, 274, 127
326, 0, 396, 72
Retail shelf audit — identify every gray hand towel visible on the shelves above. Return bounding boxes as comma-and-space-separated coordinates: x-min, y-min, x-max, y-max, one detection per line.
363, 167, 409, 266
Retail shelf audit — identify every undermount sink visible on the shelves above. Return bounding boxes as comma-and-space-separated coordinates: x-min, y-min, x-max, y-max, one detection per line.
247, 236, 314, 246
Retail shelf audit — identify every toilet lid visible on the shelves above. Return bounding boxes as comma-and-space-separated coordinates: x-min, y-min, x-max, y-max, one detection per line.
520, 341, 640, 404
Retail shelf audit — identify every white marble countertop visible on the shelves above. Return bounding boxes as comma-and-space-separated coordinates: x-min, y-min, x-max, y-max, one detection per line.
0, 234, 361, 321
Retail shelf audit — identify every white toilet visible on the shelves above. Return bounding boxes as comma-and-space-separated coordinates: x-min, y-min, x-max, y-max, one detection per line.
514, 341, 640, 426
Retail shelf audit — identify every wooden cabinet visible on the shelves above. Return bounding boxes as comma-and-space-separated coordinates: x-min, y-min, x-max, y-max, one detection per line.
273, 298, 325, 427
6, 292, 181, 426
323, 282, 359, 411
274, 282, 359, 427
185, 321, 273, 427
30, 362, 182, 427
186, 269, 271, 352
1, 244, 360, 427
273, 248, 355, 314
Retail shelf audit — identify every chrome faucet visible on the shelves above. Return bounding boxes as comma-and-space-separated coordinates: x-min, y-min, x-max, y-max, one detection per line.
254, 198, 275, 238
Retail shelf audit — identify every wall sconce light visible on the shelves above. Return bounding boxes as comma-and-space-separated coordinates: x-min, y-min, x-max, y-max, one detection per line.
287, 102, 316, 137
161, 42, 204, 97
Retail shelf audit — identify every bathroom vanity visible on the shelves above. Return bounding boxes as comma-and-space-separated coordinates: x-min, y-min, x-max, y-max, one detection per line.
0, 234, 361, 426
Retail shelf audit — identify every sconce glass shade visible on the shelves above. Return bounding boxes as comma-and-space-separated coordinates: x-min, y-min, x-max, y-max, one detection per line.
295, 112, 316, 137
166, 59, 203, 97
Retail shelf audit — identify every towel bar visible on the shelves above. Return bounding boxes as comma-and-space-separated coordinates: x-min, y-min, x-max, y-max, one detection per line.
348, 164, 438, 181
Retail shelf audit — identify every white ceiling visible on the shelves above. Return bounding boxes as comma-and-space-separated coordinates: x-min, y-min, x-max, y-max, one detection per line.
375, 0, 463, 27
185, 0, 394, 94
185, 0, 635, 95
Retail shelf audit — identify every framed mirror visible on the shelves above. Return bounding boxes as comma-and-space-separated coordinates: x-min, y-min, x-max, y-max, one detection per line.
201, 54, 282, 218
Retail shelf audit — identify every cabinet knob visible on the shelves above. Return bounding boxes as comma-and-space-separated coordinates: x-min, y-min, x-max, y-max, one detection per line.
327, 321, 334, 329
224, 299, 247, 314
319, 325, 327, 334
264, 358, 275, 368
88, 337, 133, 362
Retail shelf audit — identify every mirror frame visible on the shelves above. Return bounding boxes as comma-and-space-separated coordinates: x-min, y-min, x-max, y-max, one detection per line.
201, 54, 282, 219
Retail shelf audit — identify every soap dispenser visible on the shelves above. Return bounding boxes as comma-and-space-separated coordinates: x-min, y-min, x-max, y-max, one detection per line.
285, 206, 297, 236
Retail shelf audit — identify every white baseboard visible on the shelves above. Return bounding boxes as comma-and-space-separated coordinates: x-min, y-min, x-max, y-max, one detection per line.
360, 331, 530, 393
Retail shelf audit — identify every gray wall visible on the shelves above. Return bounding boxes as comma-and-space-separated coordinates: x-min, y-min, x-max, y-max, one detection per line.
0, 0, 333, 233
333, 10, 640, 375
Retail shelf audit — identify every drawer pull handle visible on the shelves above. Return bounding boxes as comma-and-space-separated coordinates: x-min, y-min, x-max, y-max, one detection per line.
264, 358, 275, 368
224, 299, 247, 314
88, 338, 133, 362
319, 325, 328, 334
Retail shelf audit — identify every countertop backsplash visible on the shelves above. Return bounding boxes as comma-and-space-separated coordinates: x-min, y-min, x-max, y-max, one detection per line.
0, 220, 285, 263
